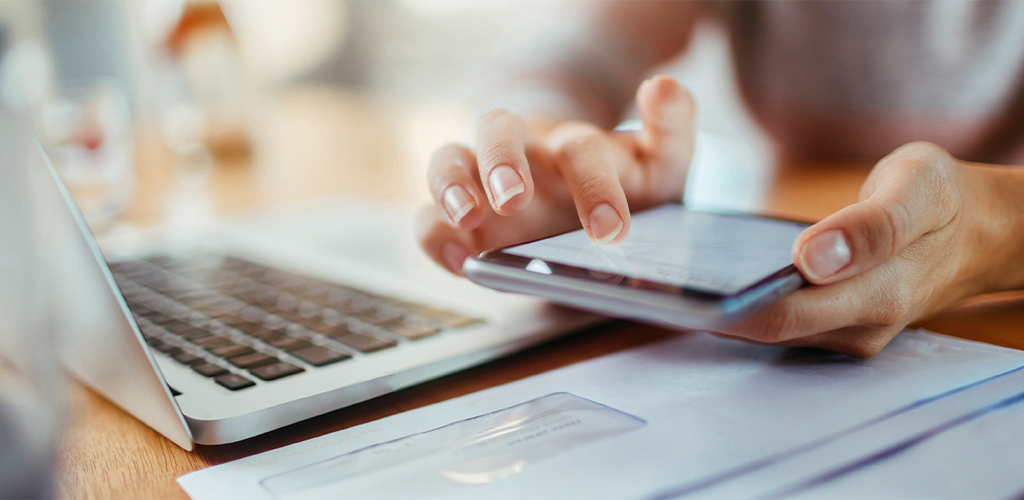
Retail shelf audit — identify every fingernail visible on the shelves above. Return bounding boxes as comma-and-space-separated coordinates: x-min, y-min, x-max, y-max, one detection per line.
800, 230, 851, 281
442, 185, 475, 224
488, 165, 525, 208
588, 204, 624, 245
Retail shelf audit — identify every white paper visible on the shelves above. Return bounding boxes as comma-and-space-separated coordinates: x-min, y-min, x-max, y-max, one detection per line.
178, 330, 1024, 500
653, 365, 1024, 499
785, 373, 1024, 499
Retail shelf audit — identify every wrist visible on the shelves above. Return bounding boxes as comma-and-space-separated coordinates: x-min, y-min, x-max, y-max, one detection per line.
958, 162, 1024, 296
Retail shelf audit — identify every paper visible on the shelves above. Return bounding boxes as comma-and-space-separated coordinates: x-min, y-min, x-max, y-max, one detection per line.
787, 383, 1024, 500
651, 364, 1024, 499
178, 330, 1024, 500
261, 393, 645, 499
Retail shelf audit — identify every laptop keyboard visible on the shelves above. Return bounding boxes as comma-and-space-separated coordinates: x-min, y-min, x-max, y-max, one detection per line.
109, 255, 483, 392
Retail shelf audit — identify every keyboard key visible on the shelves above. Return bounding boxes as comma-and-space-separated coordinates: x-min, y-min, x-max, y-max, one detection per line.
139, 323, 164, 337
267, 337, 312, 351
249, 362, 304, 381
237, 320, 273, 333
192, 363, 228, 377
176, 327, 214, 340
324, 301, 358, 315
215, 315, 247, 327
189, 335, 232, 348
227, 352, 277, 368
221, 318, 266, 333
144, 312, 177, 325
155, 343, 182, 355
171, 352, 204, 365
208, 344, 255, 358
313, 323, 350, 335
249, 328, 287, 342
351, 311, 395, 326
289, 345, 351, 367
377, 320, 440, 340
214, 373, 255, 391
163, 320, 199, 335
129, 304, 153, 317
331, 332, 396, 353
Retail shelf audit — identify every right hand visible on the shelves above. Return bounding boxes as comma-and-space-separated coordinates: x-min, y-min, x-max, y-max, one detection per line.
417, 75, 697, 275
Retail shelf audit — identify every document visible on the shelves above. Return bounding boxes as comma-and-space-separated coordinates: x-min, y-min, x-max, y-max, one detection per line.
784, 379, 1024, 500
653, 363, 1024, 499
178, 330, 1024, 500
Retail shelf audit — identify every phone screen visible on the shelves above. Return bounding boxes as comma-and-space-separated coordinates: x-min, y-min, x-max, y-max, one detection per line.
504, 205, 808, 296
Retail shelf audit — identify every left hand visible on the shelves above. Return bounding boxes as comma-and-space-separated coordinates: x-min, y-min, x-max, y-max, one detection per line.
716, 141, 1024, 358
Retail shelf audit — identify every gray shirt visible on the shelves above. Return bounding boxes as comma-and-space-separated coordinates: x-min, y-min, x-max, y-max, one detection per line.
716, 1, 1024, 164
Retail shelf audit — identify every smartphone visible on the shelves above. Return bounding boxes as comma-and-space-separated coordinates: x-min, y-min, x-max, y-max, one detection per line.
463, 204, 810, 331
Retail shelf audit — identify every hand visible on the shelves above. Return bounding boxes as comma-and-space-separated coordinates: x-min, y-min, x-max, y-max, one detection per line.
718, 142, 1023, 358
417, 75, 696, 275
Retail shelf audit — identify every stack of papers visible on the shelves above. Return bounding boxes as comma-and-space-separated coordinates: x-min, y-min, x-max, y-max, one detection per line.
179, 330, 1024, 499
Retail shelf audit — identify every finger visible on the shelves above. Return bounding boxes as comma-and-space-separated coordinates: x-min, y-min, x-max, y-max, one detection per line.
720, 264, 907, 349
427, 144, 486, 230
545, 122, 632, 245
475, 109, 535, 215
415, 206, 478, 276
721, 286, 864, 346
792, 142, 959, 285
634, 75, 695, 194
711, 324, 900, 359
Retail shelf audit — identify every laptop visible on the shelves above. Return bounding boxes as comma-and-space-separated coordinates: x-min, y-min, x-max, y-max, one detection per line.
0, 105, 601, 450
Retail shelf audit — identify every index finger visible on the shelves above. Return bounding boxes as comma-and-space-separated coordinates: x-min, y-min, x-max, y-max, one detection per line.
475, 109, 536, 215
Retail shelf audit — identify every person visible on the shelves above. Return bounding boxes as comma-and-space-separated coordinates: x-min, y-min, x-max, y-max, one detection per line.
415, 1, 1024, 358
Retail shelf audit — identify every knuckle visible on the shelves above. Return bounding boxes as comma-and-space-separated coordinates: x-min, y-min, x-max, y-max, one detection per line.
477, 140, 520, 169
885, 142, 950, 179
560, 132, 605, 162
869, 199, 911, 261
427, 143, 465, 176
873, 143, 960, 244
890, 141, 948, 165
574, 170, 613, 200
853, 327, 902, 358
874, 283, 913, 327
844, 340, 887, 359
552, 123, 605, 157
752, 306, 799, 344
477, 108, 515, 127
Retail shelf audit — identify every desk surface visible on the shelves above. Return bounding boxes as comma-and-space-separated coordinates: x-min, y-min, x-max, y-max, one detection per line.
56, 86, 1024, 499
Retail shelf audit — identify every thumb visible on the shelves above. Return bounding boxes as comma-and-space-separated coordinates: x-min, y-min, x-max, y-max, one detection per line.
636, 75, 696, 172
792, 142, 959, 285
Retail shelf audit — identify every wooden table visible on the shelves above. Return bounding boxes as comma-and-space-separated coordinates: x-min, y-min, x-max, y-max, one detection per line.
56, 85, 1024, 499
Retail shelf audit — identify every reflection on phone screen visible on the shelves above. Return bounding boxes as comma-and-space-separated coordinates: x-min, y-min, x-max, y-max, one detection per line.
505, 206, 808, 296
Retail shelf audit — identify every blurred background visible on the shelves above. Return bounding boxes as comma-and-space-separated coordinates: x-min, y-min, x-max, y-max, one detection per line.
0, 0, 768, 240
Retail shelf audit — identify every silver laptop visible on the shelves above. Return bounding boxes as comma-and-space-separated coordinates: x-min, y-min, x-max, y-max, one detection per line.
0, 105, 600, 450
